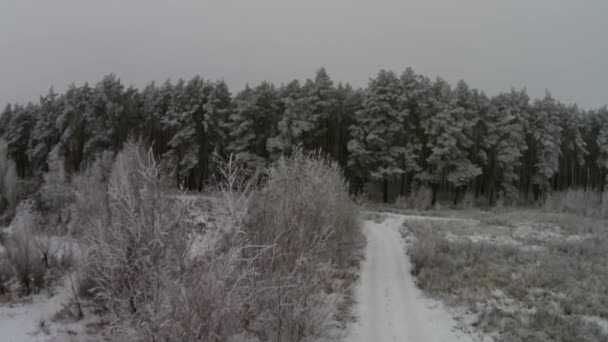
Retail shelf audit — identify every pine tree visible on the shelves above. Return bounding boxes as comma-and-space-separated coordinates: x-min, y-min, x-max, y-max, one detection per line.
486, 90, 528, 204
84, 74, 140, 163
140, 81, 174, 155
595, 107, 608, 190
162, 77, 207, 188
348, 70, 406, 202
228, 82, 282, 167
305, 68, 338, 157
334, 83, 362, 169
56, 84, 92, 172
399, 68, 432, 194
0, 104, 14, 137
28, 88, 63, 173
201, 80, 232, 185
529, 92, 562, 200
267, 80, 310, 158
555, 104, 588, 190
161, 77, 231, 190
4, 103, 36, 178
420, 78, 481, 204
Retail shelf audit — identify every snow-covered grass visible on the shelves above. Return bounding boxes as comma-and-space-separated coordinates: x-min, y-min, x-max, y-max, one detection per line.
0, 215, 97, 341
402, 210, 608, 342
0, 274, 103, 342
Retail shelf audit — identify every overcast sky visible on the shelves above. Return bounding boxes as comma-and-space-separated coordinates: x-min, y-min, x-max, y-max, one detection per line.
1, 0, 606, 108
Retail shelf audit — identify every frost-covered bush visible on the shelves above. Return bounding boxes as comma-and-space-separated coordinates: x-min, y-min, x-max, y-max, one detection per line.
544, 189, 608, 219
81, 142, 194, 336
5, 226, 45, 295
1, 199, 76, 297
243, 150, 361, 341
69, 151, 114, 236
394, 187, 433, 210
34, 147, 72, 211
81, 145, 361, 341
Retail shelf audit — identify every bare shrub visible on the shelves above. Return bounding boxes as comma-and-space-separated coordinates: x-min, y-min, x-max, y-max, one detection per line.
544, 189, 608, 219
69, 151, 114, 236
143, 156, 262, 341
247, 151, 360, 266
242, 150, 361, 341
79, 146, 361, 341
82, 142, 194, 338
6, 226, 45, 295
394, 187, 433, 210
34, 146, 74, 234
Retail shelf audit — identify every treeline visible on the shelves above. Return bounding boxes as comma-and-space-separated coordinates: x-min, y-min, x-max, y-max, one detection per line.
1, 68, 607, 204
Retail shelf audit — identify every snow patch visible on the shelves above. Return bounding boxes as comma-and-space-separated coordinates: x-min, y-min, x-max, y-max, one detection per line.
0, 277, 81, 342
582, 316, 608, 335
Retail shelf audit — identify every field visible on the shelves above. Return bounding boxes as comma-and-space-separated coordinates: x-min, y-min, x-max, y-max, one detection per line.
401, 209, 608, 342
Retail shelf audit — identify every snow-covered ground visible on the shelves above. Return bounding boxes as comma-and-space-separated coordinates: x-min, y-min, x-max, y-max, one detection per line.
347, 213, 484, 342
0, 276, 94, 342
1, 209, 490, 342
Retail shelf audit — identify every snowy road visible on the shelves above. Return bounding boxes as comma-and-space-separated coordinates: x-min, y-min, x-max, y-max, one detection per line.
347, 213, 477, 342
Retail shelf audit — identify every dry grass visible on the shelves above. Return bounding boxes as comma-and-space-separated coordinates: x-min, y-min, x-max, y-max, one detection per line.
544, 190, 608, 219
403, 210, 608, 342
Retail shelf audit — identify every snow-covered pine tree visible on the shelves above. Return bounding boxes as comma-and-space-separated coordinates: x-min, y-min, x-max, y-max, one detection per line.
421, 78, 481, 205
162, 77, 206, 188
27, 88, 63, 173
485, 89, 528, 204
305, 68, 339, 158
267, 69, 340, 160
227, 82, 282, 168
334, 83, 362, 169
0, 104, 14, 137
83, 74, 141, 164
594, 107, 608, 190
348, 70, 406, 202
529, 92, 562, 200
161, 77, 231, 190
395, 68, 425, 196
140, 81, 175, 156
56, 84, 92, 173
267, 80, 311, 158
555, 104, 588, 190
201, 80, 232, 186
4, 103, 36, 178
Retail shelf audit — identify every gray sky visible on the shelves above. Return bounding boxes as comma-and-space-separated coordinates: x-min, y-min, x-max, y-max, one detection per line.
1, 0, 607, 108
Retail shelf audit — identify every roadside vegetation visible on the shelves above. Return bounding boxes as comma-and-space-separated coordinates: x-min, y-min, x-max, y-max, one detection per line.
402, 207, 608, 342
0, 142, 362, 341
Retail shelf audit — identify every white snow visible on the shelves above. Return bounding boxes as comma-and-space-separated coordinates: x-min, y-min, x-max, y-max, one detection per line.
0, 279, 70, 342
582, 315, 608, 335
0, 276, 98, 342
348, 213, 484, 342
